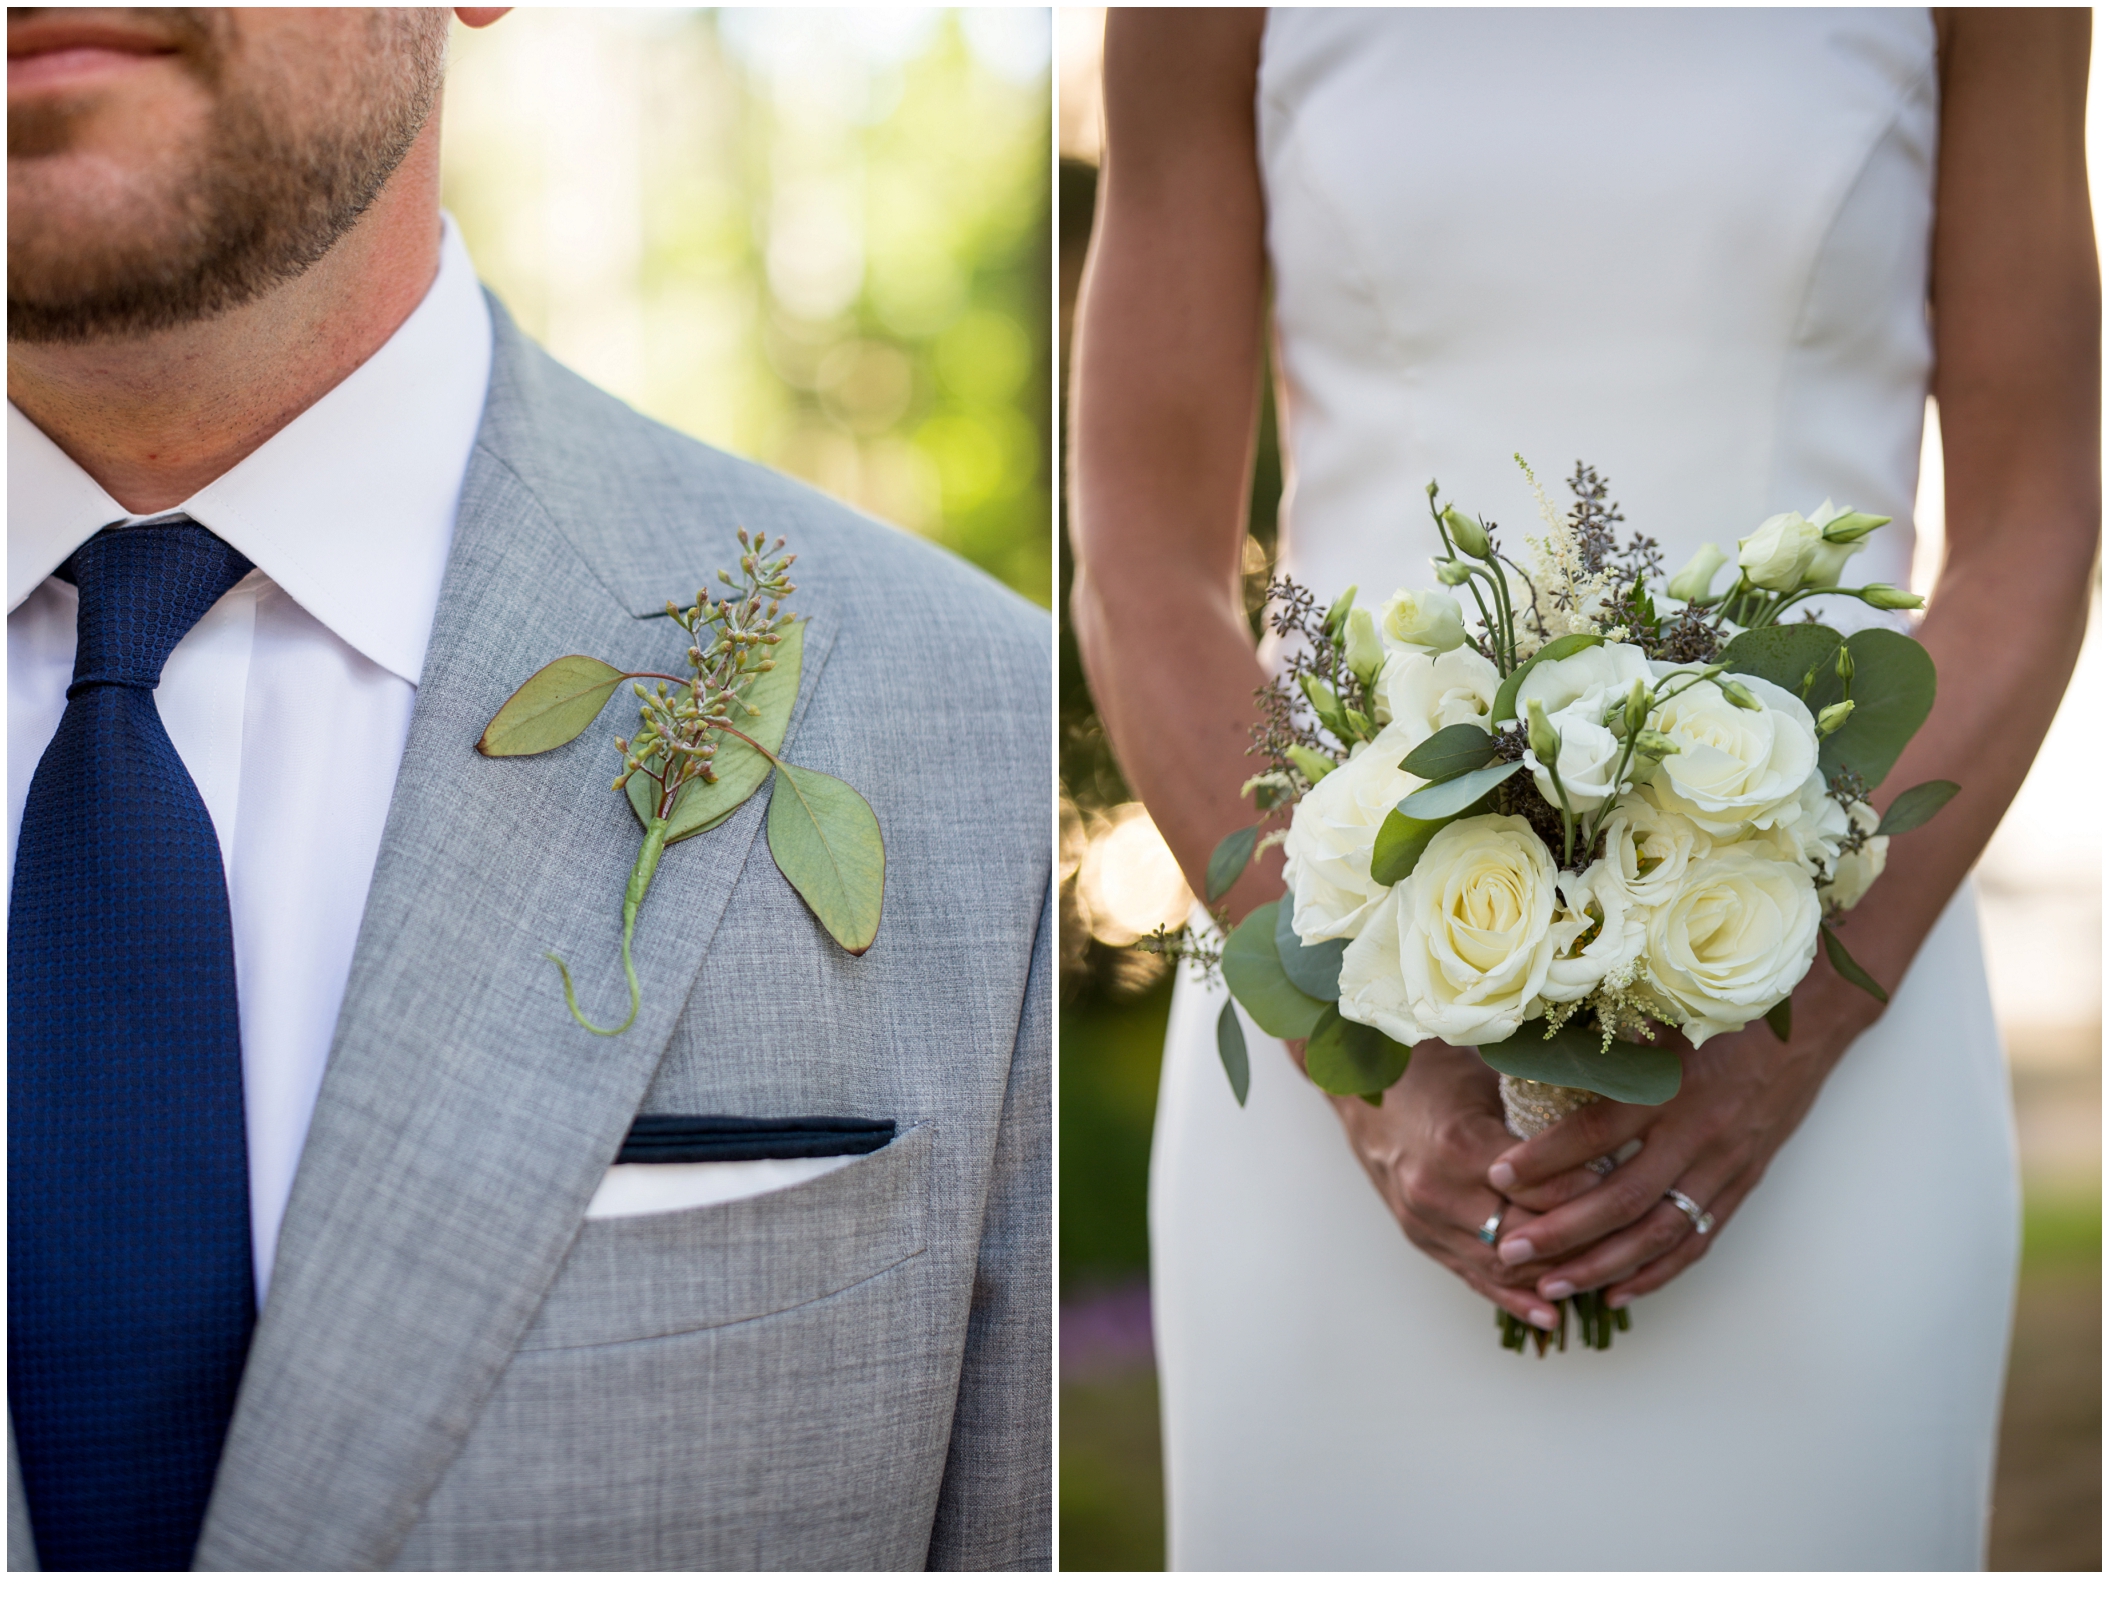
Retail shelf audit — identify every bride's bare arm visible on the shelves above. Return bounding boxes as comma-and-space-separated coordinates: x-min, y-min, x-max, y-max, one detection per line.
1069, 9, 1273, 907
1490, 8, 2100, 1307
1072, 11, 1572, 1329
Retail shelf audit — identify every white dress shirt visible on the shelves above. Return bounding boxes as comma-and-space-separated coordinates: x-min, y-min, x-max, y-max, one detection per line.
8, 219, 492, 1300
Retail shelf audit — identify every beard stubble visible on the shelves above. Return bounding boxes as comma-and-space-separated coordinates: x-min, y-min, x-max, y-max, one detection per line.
7, 7, 450, 343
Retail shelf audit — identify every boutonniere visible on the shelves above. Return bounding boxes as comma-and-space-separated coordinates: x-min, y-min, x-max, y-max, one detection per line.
477, 528, 884, 1035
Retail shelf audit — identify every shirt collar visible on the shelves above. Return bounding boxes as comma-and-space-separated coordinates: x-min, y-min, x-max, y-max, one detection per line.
6, 215, 493, 686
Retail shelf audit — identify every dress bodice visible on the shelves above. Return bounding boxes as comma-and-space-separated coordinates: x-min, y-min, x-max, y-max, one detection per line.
1258, 8, 1936, 631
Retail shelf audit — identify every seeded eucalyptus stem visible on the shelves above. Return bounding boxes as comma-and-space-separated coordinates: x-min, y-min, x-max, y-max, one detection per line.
548, 814, 669, 1037
542, 525, 801, 1036
544, 716, 784, 1036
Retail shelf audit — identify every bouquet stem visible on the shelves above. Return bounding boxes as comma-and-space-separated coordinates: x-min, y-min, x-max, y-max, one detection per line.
1494, 1074, 1631, 1354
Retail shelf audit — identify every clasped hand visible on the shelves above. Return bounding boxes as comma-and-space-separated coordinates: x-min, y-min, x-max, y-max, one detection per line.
1323, 1011, 1849, 1327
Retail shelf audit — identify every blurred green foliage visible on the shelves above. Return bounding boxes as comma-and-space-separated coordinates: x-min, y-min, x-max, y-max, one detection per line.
443, 9, 1050, 606
1060, 1372, 1166, 1571
1060, 978, 1171, 1293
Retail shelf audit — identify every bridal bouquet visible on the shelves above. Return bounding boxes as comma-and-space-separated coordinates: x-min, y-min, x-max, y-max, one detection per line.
1152, 461, 1956, 1352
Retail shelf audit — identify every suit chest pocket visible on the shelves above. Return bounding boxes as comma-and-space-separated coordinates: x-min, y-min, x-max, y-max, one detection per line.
517, 1122, 932, 1351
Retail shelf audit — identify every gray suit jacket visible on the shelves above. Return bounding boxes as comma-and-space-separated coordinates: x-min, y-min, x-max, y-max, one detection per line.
8, 301, 1051, 1571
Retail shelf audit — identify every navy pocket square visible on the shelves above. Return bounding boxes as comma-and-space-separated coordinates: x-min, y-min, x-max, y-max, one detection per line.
615, 1115, 896, 1165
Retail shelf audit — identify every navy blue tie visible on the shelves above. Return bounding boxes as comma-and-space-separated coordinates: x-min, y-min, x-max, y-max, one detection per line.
9, 522, 258, 1570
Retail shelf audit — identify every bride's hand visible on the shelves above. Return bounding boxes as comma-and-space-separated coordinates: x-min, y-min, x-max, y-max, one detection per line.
1311, 1038, 1570, 1330
1480, 983, 1875, 1308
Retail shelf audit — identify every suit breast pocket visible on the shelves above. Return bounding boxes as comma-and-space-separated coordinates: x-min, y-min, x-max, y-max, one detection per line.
519, 1121, 932, 1351
393, 1124, 951, 1570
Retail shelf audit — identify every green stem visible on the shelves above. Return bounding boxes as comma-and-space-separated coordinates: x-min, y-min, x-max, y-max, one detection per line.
1430, 487, 1502, 670
1548, 764, 1577, 867
1484, 560, 1519, 675
1588, 721, 1644, 848
1751, 585, 1872, 629
547, 814, 671, 1036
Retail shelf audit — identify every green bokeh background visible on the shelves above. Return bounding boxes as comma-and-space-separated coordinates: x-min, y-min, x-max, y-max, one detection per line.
443, 8, 1050, 608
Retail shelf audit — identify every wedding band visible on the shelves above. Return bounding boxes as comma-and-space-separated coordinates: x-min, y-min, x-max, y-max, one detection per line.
1665, 1188, 1714, 1236
1477, 1210, 1503, 1245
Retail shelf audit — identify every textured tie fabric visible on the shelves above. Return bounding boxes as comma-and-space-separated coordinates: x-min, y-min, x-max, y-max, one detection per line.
9, 522, 258, 1571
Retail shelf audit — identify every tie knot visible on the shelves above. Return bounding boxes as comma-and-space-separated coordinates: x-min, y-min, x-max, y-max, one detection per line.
59, 523, 254, 696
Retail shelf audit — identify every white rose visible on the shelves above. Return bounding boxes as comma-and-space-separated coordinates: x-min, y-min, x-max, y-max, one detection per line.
1377, 644, 1501, 750
1539, 856, 1647, 1005
1522, 688, 1628, 811
1282, 723, 1419, 943
1378, 588, 1469, 655
1337, 814, 1561, 1046
1642, 669, 1820, 835
1642, 847, 1821, 1046
1823, 801, 1888, 913
1736, 511, 1823, 591
1595, 795, 1708, 908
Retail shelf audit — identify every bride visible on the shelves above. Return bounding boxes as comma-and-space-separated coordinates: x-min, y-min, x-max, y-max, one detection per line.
1068, 9, 2095, 1570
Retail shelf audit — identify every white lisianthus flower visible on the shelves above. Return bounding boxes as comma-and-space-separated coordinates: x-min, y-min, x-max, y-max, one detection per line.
1798, 498, 1856, 588
1595, 795, 1708, 907
1641, 669, 1821, 835
1337, 814, 1562, 1046
1744, 768, 1847, 874
1521, 688, 1628, 811
1282, 723, 1419, 943
1823, 801, 1888, 913
1511, 643, 1652, 812
1514, 641, 1651, 718
1642, 847, 1821, 1046
1737, 510, 1823, 591
1539, 857, 1647, 1005
1378, 588, 1469, 655
1377, 644, 1501, 750
1665, 542, 1729, 602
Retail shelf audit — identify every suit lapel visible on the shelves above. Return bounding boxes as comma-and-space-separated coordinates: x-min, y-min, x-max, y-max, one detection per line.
195, 308, 839, 1569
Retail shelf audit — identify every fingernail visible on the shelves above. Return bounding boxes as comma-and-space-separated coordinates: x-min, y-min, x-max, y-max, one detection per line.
1540, 1278, 1575, 1301
1488, 1161, 1516, 1191
1530, 1307, 1557, 1328
1498, 1237, 1535, 1265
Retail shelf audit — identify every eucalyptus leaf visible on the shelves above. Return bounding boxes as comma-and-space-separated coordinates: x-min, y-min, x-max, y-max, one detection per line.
1207, 824, 1259, 903
1217, 999, 1251, 1107
1220, 901, 1328, 1039
1719, 623, 1845, 715
1304, 1005, 1411, 1098
1764, 998, 1792, 1043
1476, 1021, 1683, 1105
1275, 889, 1346, 1001
1808, 628, 1935, 788
1490, 634, 1603, 724
765, 760, 886, 955
1400, 723, 1499, 783
1395, 759, 1524, 821
1821, 925, 1889, 1004
1876, 778, 1960, 837
1370, 806, 1454, 886
478, 655, 626, 756
628, 621, 805, 842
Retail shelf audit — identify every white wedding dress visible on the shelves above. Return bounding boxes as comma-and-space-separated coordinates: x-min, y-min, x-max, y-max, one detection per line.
1150, 10, 2020, 1570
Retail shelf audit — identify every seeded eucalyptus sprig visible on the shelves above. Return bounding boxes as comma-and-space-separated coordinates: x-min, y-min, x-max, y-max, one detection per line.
478, 529, 885, 1036
615, 531, 798, 810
